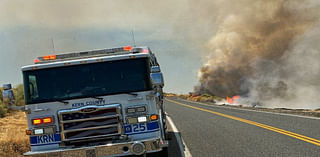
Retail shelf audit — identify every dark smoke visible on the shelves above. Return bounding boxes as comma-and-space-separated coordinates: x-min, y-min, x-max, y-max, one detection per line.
196, 0, 320, 108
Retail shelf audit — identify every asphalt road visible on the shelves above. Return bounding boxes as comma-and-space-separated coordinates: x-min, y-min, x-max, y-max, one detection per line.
129, 115, 185, 157
165, 97, 320, 157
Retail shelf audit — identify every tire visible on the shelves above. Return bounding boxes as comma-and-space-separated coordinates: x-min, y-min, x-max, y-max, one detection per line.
161, 147, 169, 156
150, 147, 168, 157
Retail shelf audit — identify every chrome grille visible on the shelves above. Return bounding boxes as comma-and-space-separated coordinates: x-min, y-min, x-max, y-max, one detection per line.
58, 104, 122, 142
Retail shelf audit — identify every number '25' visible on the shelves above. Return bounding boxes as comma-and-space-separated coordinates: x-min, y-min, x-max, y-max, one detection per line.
133, 123, 146, 132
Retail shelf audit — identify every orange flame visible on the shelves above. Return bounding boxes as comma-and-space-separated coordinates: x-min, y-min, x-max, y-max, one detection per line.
226, 95, 241, 104
227, 97, 233, 104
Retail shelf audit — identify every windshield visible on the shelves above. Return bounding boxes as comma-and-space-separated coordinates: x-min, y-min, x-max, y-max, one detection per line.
23, 57, 152, 104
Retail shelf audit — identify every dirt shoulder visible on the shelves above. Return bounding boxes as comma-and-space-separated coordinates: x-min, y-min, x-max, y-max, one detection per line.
0, 111, 29, 157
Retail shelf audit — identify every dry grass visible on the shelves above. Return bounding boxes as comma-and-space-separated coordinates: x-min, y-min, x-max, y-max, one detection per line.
174, 94, 223, 103
0, 111, 30, 157
176, 94, 320, 118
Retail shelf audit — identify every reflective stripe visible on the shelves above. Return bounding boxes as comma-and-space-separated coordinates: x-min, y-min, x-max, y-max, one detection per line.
125, 129, 159, 135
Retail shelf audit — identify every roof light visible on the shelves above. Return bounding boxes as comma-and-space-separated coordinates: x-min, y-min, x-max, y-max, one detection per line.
142, 49, 149, 53
123, 46, 133, 51
43, 55, 56, 60
43, 56, 50, 60
33, 59, 40, 63
49, 55, 56, 60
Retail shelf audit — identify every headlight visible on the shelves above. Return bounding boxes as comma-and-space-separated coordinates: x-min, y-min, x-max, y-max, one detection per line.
136, 106, 146, 112
126, 106, 146, 113
127, 108, 136, 113
127, 117, 138, 124
126, 116, 147, 124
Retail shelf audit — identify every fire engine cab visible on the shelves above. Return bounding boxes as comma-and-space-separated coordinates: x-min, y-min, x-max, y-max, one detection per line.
3, 46, 168, 157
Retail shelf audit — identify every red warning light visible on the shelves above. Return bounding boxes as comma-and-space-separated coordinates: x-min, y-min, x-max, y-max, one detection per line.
34, 59, 40, 63
142, 49, 149, 53
123, 46, 133, 51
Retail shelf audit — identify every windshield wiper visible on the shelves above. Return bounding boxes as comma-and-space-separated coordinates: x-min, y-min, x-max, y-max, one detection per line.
123, 92, 138, 96
90, 96, 104, 101
57, 100, 69, 105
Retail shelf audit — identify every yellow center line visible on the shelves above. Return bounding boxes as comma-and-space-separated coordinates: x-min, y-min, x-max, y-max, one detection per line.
166, 98, 320, 147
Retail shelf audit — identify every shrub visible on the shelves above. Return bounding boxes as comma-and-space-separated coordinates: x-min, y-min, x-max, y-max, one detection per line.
0, 101, 7, 118
199, 96, 214, 102
213, 96, 224, 101
0, 88, 8, 117
13, 84, 25, 106
200, 94, 211, 98
0, 88, 3, 101
178, 94, 189, 99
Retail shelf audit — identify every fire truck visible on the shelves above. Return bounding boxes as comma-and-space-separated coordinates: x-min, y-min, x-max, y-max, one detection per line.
2, 46, 168, 157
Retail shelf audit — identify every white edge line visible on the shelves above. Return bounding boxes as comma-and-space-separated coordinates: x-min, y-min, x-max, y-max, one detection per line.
177, 98, 320, 120
167, 115, 192, 157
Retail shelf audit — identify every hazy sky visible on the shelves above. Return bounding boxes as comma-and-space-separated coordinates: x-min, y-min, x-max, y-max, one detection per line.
0, 0, 206, 94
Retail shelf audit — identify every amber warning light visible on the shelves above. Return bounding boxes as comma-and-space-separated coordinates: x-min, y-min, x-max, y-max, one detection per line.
32, 118, 42, 125
32, 117, 53, 125
43, 55, 56, 60
33, 46, 144, 64
34, 54, 56, 63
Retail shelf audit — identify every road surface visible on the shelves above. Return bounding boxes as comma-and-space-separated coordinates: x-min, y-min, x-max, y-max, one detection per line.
129, 114, 187, 157
165, 97, 320, 157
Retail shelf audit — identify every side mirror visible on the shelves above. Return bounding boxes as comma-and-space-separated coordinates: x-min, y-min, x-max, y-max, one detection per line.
151, 66, 161, 73
2, 84, 15, 106
150, 72, 164, 87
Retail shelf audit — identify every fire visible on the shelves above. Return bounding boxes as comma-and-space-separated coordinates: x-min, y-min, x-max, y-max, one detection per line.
226, 95, 241, 104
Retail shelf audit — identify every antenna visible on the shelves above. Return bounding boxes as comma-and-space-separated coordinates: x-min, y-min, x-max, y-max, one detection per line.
51, 38, 56, 53
131, 29, 136, 47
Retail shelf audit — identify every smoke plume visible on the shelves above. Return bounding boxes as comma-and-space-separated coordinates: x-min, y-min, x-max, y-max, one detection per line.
2, 0, 320, 107
196, 0, 320, 109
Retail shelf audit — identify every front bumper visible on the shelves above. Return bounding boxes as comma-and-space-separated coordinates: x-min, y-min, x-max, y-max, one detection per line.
24, 138, 167, 157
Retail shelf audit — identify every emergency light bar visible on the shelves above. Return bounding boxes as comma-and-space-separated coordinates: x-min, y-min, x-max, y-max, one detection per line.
34, 46, 148, 64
